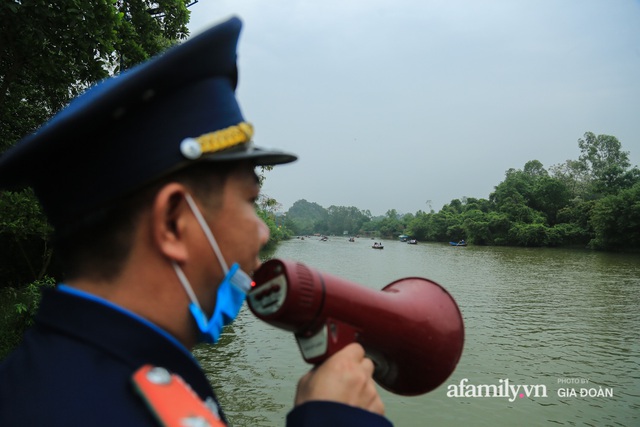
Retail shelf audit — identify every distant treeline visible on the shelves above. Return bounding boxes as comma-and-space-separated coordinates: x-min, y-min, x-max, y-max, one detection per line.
284, 132, 640, 252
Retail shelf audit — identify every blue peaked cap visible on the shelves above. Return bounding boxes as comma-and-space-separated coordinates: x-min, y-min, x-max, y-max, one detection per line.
0, 17, 296, 231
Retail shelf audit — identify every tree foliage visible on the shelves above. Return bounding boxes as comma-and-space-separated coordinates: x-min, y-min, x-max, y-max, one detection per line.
0, 277, 55, 359
285, 199, 329, 235
116, 0, 191, 71
0, 1, 191, 291
325, 206, 372, 236
1, 1, 190, 153
0, 190, 54, 288
589, 182, 640, 250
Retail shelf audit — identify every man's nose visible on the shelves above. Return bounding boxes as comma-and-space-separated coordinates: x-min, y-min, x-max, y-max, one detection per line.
258, 218, 270, 246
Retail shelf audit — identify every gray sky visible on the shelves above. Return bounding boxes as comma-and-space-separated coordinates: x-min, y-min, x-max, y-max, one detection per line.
188, 0, 640, 216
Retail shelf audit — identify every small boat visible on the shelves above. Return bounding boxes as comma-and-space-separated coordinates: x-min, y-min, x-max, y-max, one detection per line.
348, 237, 355, 242
320, 236, 328, 241
372, 243, 384, 249
408, 239, 418, 245
449, 240, 467, 247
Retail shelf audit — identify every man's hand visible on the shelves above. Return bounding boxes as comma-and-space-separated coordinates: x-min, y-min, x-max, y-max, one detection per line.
294, 343, 385, 415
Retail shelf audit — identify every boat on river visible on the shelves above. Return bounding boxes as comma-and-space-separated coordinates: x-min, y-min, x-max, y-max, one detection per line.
449, 240, 467, 246
372, 242, 384, 249
408, 239, 418, 245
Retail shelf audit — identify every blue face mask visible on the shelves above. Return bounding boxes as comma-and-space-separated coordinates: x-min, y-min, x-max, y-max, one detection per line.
188, 263, 252, 344
173, 194, 253, 344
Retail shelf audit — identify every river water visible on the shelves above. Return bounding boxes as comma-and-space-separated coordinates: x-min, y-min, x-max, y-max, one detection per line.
194, 237, 640, 427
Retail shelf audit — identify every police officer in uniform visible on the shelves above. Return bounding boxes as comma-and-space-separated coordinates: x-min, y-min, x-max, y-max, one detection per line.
0, 17, 392, 427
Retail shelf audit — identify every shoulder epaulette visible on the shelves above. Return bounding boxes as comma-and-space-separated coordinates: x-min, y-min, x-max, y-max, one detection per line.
132, 365, 226, 427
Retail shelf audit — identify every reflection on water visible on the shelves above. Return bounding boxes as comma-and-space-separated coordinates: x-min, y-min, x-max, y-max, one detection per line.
196, 238, 640, 426
193, 314, 304, 427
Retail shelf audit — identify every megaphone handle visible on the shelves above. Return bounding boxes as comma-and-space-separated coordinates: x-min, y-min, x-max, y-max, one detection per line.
296, 318, 361, 365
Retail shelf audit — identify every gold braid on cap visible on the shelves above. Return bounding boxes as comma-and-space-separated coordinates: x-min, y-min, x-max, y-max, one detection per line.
179, 122, 253, 160
197, 122, 253, 153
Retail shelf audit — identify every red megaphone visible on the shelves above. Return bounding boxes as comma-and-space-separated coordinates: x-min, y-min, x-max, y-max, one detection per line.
248, 258, 464, 396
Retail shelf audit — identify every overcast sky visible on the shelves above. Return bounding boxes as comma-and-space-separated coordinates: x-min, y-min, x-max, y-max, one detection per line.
188, 0, 640, 216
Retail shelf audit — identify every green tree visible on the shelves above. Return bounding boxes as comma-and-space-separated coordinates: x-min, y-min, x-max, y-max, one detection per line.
523, 159, 548, 177
490, 168, 532, 218
406, 211, 430, 240
255, 188, 294, 248
0, 190, 54, 287
508, 223, 550, 247
116, 0, 191, 71
578, 132, 631, 179
555, 199, 595, 246
428, 205, 464, 242
1, 1, 119, 152
549, 159, 591, 198
1, 277, 55, 359
0, 1, 191, 290
490, 161, 569, 227
375, 209, 404, 238
1, 0, 190, 153
285, 199, 328, 235
553, 132, 638, 199
462, 209, 489, 244
486, 211, 511, 245
359, 216, 381, 237
256, 209, 291, 249
589, 182, 640, 250
326, 206, 371, 236
529, 176, 571, 225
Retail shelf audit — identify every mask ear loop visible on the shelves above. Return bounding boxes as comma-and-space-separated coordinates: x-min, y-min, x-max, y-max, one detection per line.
170, 193, 226, 328
184, 193, 229, 275
172, 261, 209, 331
173, 261, 201, 311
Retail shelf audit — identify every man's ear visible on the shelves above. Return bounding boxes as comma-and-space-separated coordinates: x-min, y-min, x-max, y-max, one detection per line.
151, 183, 191, 262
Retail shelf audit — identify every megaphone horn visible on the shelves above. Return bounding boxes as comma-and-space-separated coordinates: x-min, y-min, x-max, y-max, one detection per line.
248, 259, 464, 396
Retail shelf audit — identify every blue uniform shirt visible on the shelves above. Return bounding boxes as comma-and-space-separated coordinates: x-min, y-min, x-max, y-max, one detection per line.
0, 286, 225, 426
0, 286, 393, 427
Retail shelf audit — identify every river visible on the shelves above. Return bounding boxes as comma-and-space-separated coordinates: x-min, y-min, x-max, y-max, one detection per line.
194, 237, 640, 427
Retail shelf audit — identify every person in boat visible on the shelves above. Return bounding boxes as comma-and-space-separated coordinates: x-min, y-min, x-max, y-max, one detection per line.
0, 18, 390, 427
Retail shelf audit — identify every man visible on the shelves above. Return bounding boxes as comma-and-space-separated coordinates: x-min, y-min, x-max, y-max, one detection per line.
0, 17, 392, 427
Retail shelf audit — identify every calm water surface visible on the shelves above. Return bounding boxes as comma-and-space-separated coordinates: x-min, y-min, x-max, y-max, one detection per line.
195, 237, 640, 427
